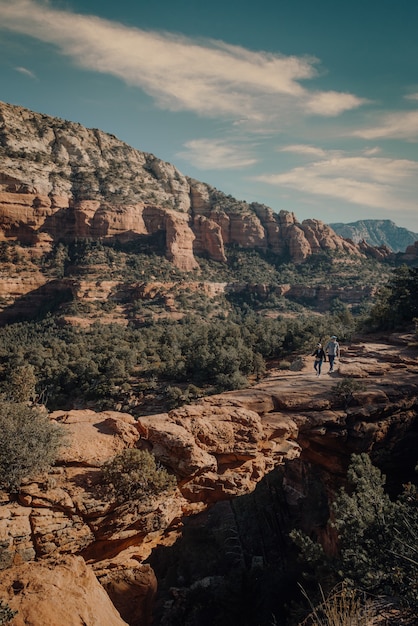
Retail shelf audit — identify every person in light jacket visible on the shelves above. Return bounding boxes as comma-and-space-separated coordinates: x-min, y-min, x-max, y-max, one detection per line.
325, 335, 340, 372
311, 343, 326, 376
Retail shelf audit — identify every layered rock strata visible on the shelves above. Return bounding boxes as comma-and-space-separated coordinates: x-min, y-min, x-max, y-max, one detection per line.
0, 101, 381, 271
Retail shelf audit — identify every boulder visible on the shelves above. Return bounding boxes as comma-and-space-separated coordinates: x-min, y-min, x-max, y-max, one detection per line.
0, 556, 128, 626
50, 409, 140, 466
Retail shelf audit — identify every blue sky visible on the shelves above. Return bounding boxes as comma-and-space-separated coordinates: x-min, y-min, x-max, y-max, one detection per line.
1, 0, 418, 231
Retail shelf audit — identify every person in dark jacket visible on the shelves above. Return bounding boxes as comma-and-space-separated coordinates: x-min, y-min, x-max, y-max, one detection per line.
312, 343, 326, 376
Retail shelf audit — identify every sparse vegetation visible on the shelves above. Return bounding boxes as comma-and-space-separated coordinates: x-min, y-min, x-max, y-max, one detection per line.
0, 600, 17, 625
290, 454, 418, 617
102, 448, 176, 502
330, 378, 367, 408
0, 401, 66, 492
364, 265, 418, 331
298, 583, 375, 626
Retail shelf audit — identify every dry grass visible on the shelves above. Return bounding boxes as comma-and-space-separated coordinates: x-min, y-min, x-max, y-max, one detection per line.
299, 583, 377, 626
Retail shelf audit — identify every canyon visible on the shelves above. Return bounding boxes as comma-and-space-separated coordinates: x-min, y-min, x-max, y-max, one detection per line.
1, 100, 417, 625
0, 332, 417, 625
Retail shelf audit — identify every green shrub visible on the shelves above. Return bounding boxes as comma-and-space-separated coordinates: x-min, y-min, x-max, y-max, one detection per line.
1, 364, 37, 403
165, 384, 202, 409
331, 455, 417, 605
331, 378, 366, 408
214, 370, 248, 391
165, 385, 186, 409
0, 600, 16, 625
102, 448, 176, 502
0, 402, 66, 492
365, 265, 418, 330
290, 454, 418, 611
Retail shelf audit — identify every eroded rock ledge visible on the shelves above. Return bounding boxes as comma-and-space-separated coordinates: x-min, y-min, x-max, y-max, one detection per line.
0, 335, 417, 625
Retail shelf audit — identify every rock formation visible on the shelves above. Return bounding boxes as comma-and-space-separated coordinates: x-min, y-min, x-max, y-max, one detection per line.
400, 240, 418, 263
0, 557, 130, 626
0, 333, 416, 625
0, 100, 415, 625
0, 101, 387, 271
357, 238, 393, 260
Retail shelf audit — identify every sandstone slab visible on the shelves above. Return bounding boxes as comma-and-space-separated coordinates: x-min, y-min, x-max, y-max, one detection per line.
0, 555, 128, 626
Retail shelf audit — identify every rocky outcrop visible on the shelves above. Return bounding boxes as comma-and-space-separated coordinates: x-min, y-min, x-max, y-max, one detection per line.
99, 565, 157, 626
400, 240, 418, 263
0, 264, 48, 304
164, 208, 199, 271
136, 402, 300, 504
0, 189, 198, 271
192, 215, 227, 262
0, 335, 416, 625
357, 238, 394, 260
0, 101, 390, 271
0, 556, 129, 626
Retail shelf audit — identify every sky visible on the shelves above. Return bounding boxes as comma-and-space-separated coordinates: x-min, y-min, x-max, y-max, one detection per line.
0, 0, 418, 232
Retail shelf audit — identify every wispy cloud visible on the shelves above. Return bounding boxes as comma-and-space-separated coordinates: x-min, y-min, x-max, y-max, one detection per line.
405, 93, 418, 101
280, 144, 381, 158
256, 155, 418, 211
362, 147, 381, 156
177, 139, 258, 169
15, 65, 37, 79
352, 110, 418, 140
279, 144, 328, 157
0, 0, 367, 122
305, 91, 369, 116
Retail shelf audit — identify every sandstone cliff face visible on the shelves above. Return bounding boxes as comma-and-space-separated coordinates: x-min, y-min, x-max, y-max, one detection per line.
0, 101, 383, 270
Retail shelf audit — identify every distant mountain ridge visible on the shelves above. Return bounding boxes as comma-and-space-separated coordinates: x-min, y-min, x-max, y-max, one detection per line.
329, 219, 418, 252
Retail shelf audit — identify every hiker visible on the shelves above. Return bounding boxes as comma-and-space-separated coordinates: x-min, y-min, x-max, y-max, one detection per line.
325, 335, 340, 372
311, 343, 326, 376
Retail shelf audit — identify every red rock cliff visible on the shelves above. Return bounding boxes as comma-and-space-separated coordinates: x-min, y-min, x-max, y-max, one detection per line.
0, 101, 383, 270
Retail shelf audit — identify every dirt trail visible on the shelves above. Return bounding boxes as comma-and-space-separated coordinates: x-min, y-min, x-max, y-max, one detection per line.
258, 331, 418, 397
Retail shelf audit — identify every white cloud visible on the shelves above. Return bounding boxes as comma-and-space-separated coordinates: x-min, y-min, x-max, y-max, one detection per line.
305, 90, 369, 116
15, 65, 37, 79
256, 156, 418, 211
280, 144, 382, 159
352, 110, 418, 140
405, 93, 418, 101
279, 144, 327, 157
0, 0, 366, 122
177, 139, 258, 169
